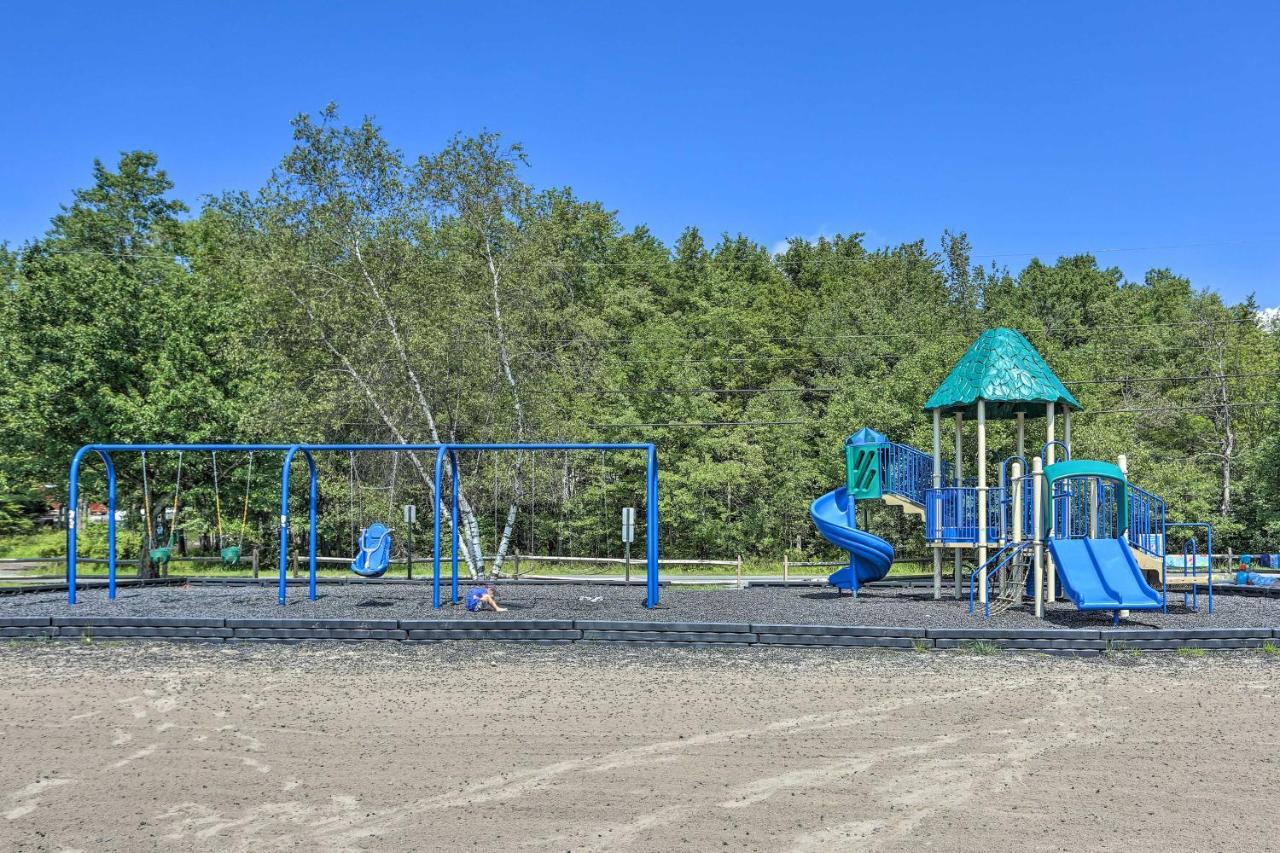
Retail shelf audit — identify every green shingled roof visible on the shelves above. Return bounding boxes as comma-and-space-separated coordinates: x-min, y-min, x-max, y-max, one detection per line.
923, 328, 1080, 420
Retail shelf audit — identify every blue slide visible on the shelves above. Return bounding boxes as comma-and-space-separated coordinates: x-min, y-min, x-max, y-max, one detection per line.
810, 487, 895, 593
1047, 538, 1163, 611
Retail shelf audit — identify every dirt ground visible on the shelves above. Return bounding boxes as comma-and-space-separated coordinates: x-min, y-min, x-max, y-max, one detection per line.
0, 643, 1277, 852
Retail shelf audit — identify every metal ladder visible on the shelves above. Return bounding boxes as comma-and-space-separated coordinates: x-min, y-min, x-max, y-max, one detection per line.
988, 546, 1034, 614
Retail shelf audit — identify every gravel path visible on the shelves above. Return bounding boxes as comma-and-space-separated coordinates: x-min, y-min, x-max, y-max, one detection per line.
0, 641, 1277, 852
2, 580, 1275, 630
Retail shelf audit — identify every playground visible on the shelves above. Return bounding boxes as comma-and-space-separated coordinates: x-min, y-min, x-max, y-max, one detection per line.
15, 327, 1271, 646
0, 640, 1276, 852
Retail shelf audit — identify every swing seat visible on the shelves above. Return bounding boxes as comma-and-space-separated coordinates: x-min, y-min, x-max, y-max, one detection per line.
351, 523, 393, 578
149, 546, 172, 565
220, 545, 242, 566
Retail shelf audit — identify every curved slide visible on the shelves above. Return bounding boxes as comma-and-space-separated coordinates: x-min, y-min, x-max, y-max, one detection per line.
810, 488, 895, 593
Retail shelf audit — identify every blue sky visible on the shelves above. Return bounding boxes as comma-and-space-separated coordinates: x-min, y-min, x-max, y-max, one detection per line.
2, 1, 1277, 305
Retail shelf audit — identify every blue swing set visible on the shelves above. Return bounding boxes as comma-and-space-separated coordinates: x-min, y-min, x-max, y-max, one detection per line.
66, 441, 661, 608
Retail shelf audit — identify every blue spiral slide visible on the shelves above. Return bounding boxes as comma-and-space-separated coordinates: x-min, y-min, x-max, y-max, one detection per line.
810, 487, 895, 593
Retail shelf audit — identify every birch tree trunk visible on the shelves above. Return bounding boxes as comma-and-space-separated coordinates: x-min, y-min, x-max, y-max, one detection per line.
484, 236, 526, 578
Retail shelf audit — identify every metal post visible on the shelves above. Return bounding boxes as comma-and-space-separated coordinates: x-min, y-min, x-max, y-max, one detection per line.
1044, 403, 1057, 601
932, 408, 942, 600
622, 506, 635, 583
1032, 456, 1044, 618
278, 448, 295, 606
646, 444, 660, 608
977, 399, 988, 606
1116, 454, 1129, 619
251, 546, 260, 579
406, 512, 414, 581
1063, 407, 1073, 459
783, 552, 789, 584
67, 447, 117, 605
1016, 412, 1025, 460
953, 412, 963, 598
1089, 479, 1099, 539
450, 450, 460, 604
1011, 460, 1023, 544
1046, 403, 1056, 465
736, 554, 744, 589
307, 452, 318, 602
432, 450, 445, 609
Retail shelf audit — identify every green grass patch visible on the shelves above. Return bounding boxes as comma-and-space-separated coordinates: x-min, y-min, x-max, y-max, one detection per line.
911, 637, 930, 653
0, 529, 71, 559
1260, 641, 1278, 656
961, 640, 1000, 656
1176, 646, 1207, 658
1105, 642, 1142, 660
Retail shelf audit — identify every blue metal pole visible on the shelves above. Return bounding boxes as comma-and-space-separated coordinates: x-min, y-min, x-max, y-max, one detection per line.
306, 450, 318, 601
1207, 524, 1214, 614
432, 450, 445, 609
279, 447, 298, 606
66, 447, 88, 605
450, 449, 460, 604
103, 452, 117, 601
646, 444, 659, 608
66, 446, 119, 605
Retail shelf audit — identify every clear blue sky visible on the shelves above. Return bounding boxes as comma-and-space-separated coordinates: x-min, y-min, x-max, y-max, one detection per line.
2, 1, 1277, 305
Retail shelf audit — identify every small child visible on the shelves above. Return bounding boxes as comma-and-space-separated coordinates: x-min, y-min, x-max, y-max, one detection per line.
465, 583, 507, 612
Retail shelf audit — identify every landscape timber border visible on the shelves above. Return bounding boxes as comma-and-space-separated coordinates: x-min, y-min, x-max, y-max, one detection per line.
0, 615, 1274, 655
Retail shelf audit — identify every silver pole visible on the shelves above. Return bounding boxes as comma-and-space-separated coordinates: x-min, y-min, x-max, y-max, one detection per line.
953, 412, 964, 598
932, 408, 942, 600
1045, 402, 1057, 600
977, 399, 988, 606
1032, 455, 1045, 618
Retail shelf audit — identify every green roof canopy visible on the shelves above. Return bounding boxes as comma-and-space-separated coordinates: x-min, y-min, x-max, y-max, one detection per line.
923, 328, 1080, 420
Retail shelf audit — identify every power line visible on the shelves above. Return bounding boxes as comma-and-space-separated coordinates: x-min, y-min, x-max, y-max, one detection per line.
590, 420, 807, 429
1082, 401, 1280, 415
555, 371, 1280, 397
1065, 371, 1280, 387
503, 318, 1260, 348
584, 399, 1280, 429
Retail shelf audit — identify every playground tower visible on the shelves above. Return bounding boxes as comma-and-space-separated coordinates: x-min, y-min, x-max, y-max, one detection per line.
922, 329, 1080, 601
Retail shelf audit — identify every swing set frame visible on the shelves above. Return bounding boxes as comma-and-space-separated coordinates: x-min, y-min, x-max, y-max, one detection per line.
66, 441, 662, 609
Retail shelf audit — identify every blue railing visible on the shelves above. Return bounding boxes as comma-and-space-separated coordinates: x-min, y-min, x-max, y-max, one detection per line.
1128, 483, 1166, 558
924, 486, 1001, 543
1051, 477, 1123, 540
878, 441, 952, 505
1166, 522, 1214, 614
994, 474, 1035, 543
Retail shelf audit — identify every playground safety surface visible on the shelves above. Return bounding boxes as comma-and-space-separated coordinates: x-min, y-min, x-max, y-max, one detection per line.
0, 580, 1274, 631
0, 641, 1277, 852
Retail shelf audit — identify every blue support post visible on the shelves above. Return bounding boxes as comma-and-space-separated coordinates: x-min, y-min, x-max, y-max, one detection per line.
68, 443, 302, 606
66, 446, 118, 605
432, 450, 445, 609
646, 444, 660, 608
278, 447, 298, 606
450, 449, 460, 604
307, 450, 318, 601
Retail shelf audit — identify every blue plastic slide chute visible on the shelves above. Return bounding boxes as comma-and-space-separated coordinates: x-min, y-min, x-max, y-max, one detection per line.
810, 487, 895, 593
351, 523, 393, 578
1047, 538, 1162, 611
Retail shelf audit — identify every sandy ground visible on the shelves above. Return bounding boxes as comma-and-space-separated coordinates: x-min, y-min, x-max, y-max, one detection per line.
0, 643, 1277, 852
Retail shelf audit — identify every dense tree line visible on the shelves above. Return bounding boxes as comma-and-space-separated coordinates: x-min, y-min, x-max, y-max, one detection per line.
2, 107, 1277, 569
